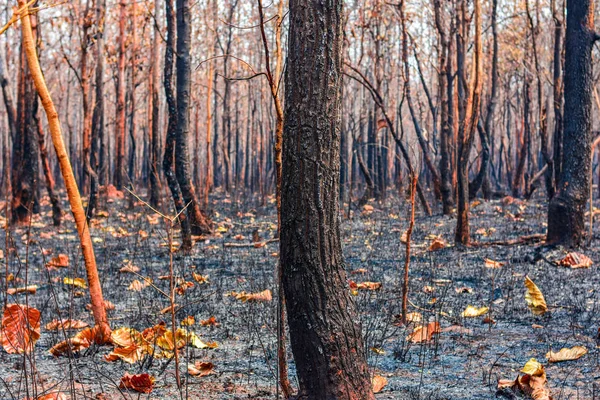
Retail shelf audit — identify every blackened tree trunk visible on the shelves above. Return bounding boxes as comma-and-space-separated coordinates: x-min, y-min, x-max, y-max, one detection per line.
551, 0, 564, 194
547, 0, 598, 246
455, 0, 482, 245
175, 0, 212, 235
12, 22, 39, 224
281, 1, 374, 398
89, 0, 105, 217
36, 115, 61, 226
163, 0, 192, 250
470, 0, 498, 200
433, 0, 454, 214
148, 0, 161, 208
114, 0, 126, 189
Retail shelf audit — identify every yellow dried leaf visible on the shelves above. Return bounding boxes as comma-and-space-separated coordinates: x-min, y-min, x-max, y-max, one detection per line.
192, 273, 209, 284
461, 305, 489, 317
524, 276, 547, 316
521, 358, 544, 377
546, 346, 587, 363
63, 277, 87, 289
349, 281, 382, 291
181, 316, 195, 326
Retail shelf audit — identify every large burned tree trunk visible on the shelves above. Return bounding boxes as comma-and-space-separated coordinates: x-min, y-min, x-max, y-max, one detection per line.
280, 1, 374, 398
547, 0, 598, 246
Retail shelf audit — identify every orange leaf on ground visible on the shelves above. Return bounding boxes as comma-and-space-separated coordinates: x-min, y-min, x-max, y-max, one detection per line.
49, 327, 96, 356
46, 254, 69, 268
428, 237, 447, 251
119, 373, 155, 393
407, 321, 441, 343
557, 252, 593, 269
200, 316, 219, 327
372, 375, 388, 393
188, 361, 214, 377
228, 289, 272, 302
1, 304, 41, 354
45, 319, 89, 331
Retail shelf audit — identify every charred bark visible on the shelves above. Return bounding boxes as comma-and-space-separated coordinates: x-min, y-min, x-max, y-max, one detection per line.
547, 0, 597, 246
281, 0, 374, 398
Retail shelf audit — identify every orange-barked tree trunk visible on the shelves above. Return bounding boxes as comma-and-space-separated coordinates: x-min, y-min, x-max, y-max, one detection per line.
18, 0, 110, 342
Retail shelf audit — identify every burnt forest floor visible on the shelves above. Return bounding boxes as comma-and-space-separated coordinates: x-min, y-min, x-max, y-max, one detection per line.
1, 188, 600, 400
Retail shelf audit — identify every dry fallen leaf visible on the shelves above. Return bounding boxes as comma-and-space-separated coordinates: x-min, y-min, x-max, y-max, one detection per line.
557, 252, 593, 269
372, 375, 388, 393
188, 361, 214, 377
46, 254, 69, 268
49, 327, 96, 356
498, 358, 552, 400
7, 285, 38, 295
349, 281, 382, 291
25, 393, 68, 400
200, 316, 219, 327
524, 276, 547, 316
119, 373, 155, 394
1, 304, 41, 354
484, 258, 504, 269
181, 316, 195, 326
546, 346, 587, 363
228, 289, 272, 302
428, 237, 447, 251
86, 299, 115, 311
462, 305, 489, 318
119, 264, 140, 273
192, 273, 209, 284
45, 319, 89, 331
64, 277, 87, 289
407, 321, 440, 343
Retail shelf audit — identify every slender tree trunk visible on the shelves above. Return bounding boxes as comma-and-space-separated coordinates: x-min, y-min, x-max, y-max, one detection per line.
148, 0, 161, 208
434, 0, 454, 214
547, 0, 598, 246
455, 0, 482, 245
88, 0, 105, 217
18, 0, 110, 342
163, 0, 192, 251
552, 0, 564, 194
175, 0, 212, 235
470, 0, 498, 200
114, 0, 127, 189
281, 1, 374, 398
